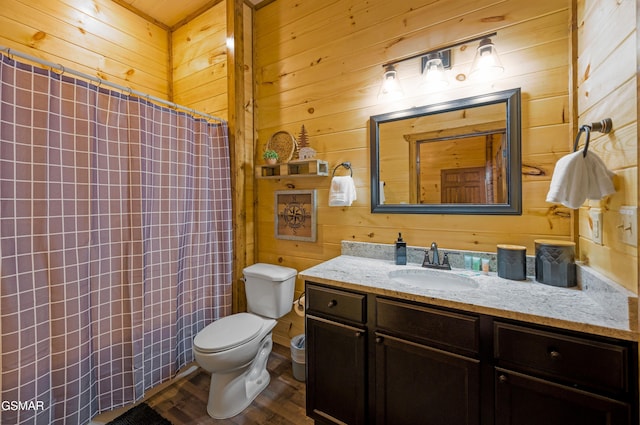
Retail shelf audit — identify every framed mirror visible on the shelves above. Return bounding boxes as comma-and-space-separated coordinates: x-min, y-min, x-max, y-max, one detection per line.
370, 88, 521, 215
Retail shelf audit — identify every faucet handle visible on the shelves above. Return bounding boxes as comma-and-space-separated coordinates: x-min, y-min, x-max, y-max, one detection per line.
442, 252, 449, 265
421, 249, 431, 267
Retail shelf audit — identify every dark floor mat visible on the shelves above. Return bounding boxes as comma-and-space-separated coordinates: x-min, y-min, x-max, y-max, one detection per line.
106, 402, 172, 425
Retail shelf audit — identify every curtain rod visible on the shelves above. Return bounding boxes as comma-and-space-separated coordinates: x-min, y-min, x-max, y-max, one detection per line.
0, 46, 226, 125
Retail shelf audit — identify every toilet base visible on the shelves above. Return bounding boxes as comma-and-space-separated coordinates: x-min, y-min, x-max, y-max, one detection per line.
206, 334, 273, 419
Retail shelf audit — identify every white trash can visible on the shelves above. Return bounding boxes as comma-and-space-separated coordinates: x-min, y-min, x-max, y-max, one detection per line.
290, 334, 306, 382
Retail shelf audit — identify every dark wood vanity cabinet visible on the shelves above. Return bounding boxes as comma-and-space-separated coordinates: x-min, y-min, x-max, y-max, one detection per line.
493, 321, 637, 425
304, 281, 638, 425
306, 284, 368, 425
374, 298, 481, 425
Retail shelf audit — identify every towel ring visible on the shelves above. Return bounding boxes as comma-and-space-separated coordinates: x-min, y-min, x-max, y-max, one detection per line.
573, 118, 612, 158
332, 161, 353, 177
573, 125, 591, 158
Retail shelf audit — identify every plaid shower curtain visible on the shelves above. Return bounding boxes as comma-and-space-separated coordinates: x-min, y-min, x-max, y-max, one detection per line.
0, 55, 232, 424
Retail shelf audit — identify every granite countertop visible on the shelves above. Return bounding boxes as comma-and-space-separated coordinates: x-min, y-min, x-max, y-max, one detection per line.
299, 254, 638, 341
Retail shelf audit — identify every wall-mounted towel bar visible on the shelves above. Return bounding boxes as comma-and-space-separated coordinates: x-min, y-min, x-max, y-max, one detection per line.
333, 162, 353, 176
573, 118, 612, 157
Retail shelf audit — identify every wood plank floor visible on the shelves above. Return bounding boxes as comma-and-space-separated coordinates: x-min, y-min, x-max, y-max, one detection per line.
145, 343, 315, 425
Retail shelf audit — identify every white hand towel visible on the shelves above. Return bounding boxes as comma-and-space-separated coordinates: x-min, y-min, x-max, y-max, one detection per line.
546, 151, 588, 209
329, 176, 357, 206
546, 150, 615, 209
585, 152, 615, 200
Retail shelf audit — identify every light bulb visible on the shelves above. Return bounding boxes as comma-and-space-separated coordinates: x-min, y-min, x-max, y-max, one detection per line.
469, 38, 504, 80
378, 65, 404, 100
421, 55, 448, 90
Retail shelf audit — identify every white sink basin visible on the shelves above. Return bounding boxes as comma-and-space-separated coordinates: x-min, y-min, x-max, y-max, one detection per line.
388, 268, 478, 290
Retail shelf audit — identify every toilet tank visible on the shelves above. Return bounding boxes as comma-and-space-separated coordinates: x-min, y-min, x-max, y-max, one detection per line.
243, 263, 297, 318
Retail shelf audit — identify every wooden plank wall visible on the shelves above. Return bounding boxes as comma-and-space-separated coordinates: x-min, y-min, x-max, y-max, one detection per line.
254, 0, 576, 344
172, 2, 228, 120
242, 3, 256, 312
575, 0, 638, 293
171, 0, 255, 313
0, 0, 169, 98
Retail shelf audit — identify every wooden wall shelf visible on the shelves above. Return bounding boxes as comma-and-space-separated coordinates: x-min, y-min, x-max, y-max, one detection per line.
257, 159, 329, 178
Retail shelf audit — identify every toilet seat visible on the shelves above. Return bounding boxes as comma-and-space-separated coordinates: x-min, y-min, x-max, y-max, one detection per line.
194, 313, 264, 353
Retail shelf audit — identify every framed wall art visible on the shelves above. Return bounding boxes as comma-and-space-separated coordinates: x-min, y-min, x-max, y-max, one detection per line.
275, 189, 317, 241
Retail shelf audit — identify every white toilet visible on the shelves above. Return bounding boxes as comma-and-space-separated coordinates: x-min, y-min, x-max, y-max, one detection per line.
193, 263, 297, 419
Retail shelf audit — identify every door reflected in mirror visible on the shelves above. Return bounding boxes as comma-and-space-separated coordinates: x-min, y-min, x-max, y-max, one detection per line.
370, 88, 521, 215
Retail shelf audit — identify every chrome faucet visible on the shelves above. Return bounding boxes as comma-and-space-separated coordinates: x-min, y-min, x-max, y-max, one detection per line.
430, 242, 440, 265
422, 242, 451, 270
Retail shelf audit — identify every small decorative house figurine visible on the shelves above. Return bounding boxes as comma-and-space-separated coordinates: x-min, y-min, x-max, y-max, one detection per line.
297, 125, 316, 160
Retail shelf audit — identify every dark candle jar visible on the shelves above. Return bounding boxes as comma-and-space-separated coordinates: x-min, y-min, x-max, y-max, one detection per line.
497, 244, 527, 280
534, 239, 576, 287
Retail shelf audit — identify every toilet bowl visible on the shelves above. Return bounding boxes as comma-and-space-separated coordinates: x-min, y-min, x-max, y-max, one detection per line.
193, 263, 297, 419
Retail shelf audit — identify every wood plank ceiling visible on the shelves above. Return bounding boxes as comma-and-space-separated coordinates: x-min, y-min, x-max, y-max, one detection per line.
113, 0, 263, 29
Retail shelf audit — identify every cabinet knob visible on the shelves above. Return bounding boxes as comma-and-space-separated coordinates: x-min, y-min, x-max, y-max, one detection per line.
327, 299, 337, 308
498, 374, 508, 384
375, 336, 384, 344
549, 350, 562, 361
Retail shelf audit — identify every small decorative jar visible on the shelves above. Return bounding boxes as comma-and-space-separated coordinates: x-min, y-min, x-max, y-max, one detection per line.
534, 239, 576, 287
497, 244, 527, 280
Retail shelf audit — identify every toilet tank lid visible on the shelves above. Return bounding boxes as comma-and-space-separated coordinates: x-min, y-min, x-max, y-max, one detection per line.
243, 263, 297, 281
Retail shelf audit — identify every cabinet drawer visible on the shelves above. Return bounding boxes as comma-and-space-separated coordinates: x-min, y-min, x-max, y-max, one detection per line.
306, 283, 366, 324
376, 297, 479, 356
494, 322, 629, 394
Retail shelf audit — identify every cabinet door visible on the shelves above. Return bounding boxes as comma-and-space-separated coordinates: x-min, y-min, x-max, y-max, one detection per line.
375, 333, 480, 425
495, 368, 631, 425
306, 315, 367, 425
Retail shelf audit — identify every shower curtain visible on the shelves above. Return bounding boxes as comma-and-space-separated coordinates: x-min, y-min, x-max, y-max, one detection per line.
0, 55, 233, 424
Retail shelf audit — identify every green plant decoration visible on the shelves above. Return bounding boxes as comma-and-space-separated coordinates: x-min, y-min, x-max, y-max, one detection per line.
263, 149, 279, 160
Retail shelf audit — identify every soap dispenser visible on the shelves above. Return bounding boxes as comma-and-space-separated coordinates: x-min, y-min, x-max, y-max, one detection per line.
395, 233, 407, 265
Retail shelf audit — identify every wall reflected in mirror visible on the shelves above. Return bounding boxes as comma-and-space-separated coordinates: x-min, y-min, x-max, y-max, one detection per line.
380, 103, 507, 204
370, 88, 521, 215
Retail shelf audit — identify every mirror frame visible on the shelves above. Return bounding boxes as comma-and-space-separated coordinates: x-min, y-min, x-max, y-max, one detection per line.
370, 88, 522, 215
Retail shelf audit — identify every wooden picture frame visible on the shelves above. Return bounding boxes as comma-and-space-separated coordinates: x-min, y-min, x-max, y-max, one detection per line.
275, 190, 317, 241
